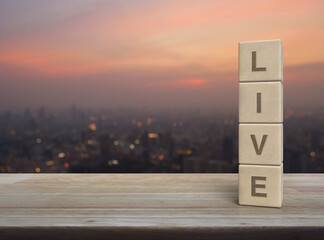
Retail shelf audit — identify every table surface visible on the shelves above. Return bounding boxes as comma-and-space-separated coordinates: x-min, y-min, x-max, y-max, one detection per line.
0, 174, 323, 239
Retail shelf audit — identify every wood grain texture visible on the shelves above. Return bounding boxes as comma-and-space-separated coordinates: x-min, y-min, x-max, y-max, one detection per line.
0, 174, 323, 240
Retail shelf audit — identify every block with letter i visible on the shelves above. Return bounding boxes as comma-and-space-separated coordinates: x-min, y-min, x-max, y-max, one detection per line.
238, 39, 283, 208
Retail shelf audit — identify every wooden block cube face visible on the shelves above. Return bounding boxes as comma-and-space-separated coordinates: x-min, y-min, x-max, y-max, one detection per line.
239, 40, 283, 82
239, 124, 283, 166
239, 164, 283, 208
239, 82, 283, 123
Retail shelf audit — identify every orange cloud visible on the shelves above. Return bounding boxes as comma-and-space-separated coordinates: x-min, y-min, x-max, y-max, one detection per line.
0, 50, 120, 76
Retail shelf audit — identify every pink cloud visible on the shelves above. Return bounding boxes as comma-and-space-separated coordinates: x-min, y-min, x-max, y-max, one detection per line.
145, 78, 208, 89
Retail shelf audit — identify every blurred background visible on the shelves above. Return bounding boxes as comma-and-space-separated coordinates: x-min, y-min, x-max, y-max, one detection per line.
0, 0, 323, 173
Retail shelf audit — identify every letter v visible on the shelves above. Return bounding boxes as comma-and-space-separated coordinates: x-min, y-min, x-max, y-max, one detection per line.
250, 134, 268, 155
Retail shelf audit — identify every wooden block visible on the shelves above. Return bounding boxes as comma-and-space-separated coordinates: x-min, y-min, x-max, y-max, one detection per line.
239, 82, 283, 123
239, 39, 283, 82
239, 124, 283, 166
239, 164, 283, 208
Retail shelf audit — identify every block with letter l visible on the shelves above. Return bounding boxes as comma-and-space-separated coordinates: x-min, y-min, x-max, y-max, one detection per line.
239, 39, 283, 82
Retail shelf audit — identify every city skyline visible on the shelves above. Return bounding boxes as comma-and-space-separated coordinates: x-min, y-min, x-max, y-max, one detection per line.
1, 0, 324, 111
1, 106, 322, 173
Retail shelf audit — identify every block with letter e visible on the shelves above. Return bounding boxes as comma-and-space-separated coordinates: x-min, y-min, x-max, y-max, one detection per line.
239, 164, 283, 208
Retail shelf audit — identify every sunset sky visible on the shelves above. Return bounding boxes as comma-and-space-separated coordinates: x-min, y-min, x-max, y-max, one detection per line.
0, 0, 323, 111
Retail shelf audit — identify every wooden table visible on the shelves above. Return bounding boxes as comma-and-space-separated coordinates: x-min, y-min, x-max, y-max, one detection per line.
0, 174, 323, 240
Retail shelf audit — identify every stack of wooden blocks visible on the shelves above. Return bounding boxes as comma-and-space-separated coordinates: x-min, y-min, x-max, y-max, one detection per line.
238, 39, 283, 208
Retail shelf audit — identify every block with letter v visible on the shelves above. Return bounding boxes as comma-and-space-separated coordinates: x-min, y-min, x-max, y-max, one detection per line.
239, 124, 283, 166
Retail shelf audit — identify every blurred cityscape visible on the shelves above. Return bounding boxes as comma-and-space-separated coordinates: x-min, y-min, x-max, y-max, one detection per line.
0, 106, 323, 173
